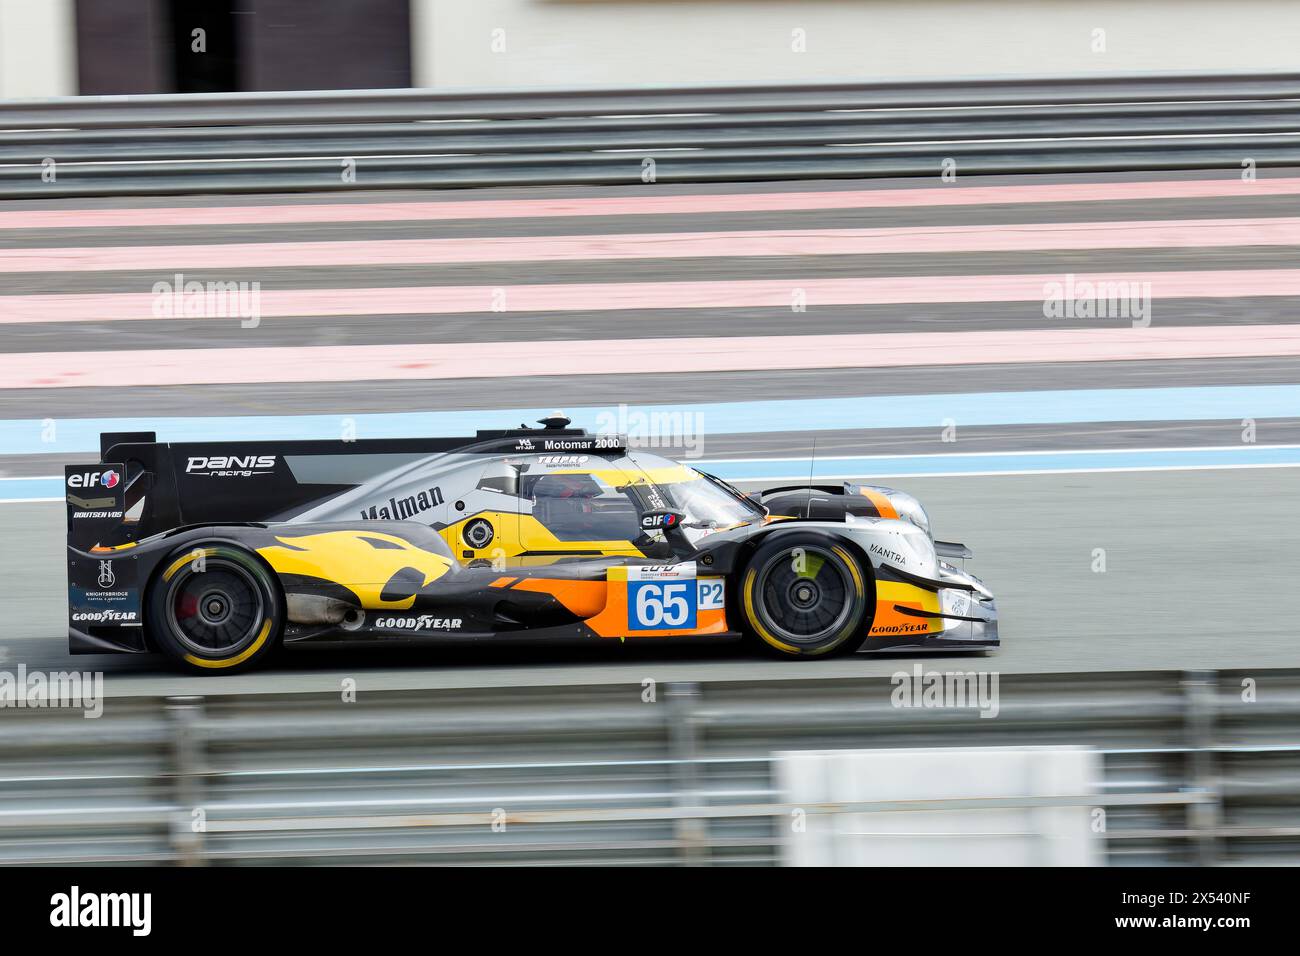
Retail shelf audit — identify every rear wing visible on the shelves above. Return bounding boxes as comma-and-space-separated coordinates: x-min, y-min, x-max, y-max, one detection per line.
64, 459, 144, 651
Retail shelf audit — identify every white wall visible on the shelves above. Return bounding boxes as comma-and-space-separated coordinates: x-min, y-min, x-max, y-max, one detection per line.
777, 747, 1102, 867
0, 0, 76, 98
2, 0, 1295, 100
412, 0, 1300, 89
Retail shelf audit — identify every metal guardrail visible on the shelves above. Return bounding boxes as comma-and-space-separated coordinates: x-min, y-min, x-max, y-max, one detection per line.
0, 668, 1295, 865
1, 71, 1298, 196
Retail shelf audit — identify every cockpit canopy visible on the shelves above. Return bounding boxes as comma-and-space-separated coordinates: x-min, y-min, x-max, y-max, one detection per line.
515, 450, 764, 547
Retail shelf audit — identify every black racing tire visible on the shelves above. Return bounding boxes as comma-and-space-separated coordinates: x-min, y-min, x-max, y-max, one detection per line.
146, 542, 283, 674
738, 532, 872, 658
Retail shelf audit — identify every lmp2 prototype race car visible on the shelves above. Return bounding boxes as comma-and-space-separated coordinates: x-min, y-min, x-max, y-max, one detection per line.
65, 415, 997, 673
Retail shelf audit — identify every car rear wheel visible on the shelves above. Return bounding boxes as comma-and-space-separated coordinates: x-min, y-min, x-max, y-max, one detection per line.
148, 543, 282, 673
739, 533, 871, 658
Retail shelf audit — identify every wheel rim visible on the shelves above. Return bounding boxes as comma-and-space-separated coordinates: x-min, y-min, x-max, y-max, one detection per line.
754, 545, 856, 645
164, 557, 265, 658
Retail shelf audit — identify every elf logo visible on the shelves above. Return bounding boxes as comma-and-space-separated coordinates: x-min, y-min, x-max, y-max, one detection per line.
640, 510, 683, 530
67, 469, 120, 490
186, 455, 277, 477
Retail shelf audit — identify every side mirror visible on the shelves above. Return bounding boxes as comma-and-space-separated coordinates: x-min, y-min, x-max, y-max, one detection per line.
639, 510, 694, 559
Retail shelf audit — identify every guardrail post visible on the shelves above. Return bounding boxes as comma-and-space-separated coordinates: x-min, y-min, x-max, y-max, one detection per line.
166, 696, 208, 866
1181, 671, 1222, 866
666, 681, 707, 865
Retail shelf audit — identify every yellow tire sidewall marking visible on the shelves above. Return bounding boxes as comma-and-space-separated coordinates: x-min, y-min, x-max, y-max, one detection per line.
183, 618, 273, 669
743, 567, 800, 654
162, 548, 213, 583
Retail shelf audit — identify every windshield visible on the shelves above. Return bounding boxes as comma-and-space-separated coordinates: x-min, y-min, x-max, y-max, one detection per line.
620, 454, 764, 536
669, 474, 764, 528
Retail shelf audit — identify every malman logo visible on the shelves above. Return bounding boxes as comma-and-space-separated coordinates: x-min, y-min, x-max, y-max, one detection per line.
50, 885, 151, 936
186, 455, 276, 477
359, 485, 444, 521
67, 469, 120, 490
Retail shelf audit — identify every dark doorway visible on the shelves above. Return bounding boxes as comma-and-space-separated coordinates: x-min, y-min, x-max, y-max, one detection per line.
168, 0, 239, 93
76, 0, 411, 95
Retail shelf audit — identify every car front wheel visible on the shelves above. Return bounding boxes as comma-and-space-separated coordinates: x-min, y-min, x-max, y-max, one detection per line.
739, 533, 872, 657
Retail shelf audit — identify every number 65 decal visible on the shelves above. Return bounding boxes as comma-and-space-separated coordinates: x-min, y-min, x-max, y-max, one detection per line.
629, 581, 696, 630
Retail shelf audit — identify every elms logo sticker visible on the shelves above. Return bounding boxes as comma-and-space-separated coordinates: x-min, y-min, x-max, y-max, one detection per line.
67, 469, 120, 490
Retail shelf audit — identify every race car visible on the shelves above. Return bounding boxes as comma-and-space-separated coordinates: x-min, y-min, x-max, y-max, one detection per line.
65, 414, 997, 673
